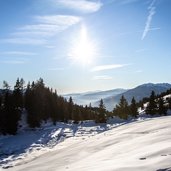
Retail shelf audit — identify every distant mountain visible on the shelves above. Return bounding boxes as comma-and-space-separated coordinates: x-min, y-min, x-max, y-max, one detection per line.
63, 83, 171, 111
63, 89, 127, 106
102, 83, 171, 111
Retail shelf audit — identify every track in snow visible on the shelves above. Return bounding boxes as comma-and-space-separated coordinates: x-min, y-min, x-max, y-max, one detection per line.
5, 116, 171, 171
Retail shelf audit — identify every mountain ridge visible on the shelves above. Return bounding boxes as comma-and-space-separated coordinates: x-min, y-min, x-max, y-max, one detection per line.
103, 83, 171, 111
63, 83, 171, 111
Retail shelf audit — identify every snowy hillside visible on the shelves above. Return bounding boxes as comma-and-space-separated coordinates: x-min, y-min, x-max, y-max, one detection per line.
0, 119, 124, 170
2, 116, 171, 171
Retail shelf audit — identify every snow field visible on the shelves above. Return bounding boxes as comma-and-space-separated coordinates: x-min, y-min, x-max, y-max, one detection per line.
2, 116, 171, 171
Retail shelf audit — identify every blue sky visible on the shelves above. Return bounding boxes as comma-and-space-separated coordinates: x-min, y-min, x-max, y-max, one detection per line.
0, 0, 171, 94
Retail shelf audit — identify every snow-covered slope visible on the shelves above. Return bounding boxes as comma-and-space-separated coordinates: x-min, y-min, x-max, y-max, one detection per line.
103, 83, 171, 111
0, 119, 124, 170
4, 116, 171, 171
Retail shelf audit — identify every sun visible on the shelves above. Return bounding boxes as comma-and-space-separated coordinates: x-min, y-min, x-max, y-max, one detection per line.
68, 24, 97, 66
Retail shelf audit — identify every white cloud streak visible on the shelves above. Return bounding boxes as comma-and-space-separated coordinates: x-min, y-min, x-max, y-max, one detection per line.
93, 75, 113, 80
16, 15, 81, 38
45, 45, 56, 49
48, 67, 65, 71
148, 27, 160, 31
35, 15, 81, 25
12, 31, 54, 38
91, 64, 126, 72
0, 51, 37, 56
55, 0, 103, 13
120, 0, 140, 5
3, 15, 81, 45
2, 38, 47, 45
1, 60, 27, 64
135, 48, 147, 53
106, 0, 140, 5
135, 70, 143, 73
0, 56, 29, 64
141, 0, 157, 40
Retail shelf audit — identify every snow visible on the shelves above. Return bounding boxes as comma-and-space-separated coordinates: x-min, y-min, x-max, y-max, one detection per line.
163, 94, 171, 100
1, 116, 171, 171
0, 120, 123, 170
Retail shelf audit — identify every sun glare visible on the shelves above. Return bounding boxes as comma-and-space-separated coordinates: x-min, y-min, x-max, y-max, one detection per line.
68, 25, 97, 66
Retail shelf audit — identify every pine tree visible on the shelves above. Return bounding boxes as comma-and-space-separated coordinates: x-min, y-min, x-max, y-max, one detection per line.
0, 82, 10, 134
129, 97, 138, 118
138, 100, 144, 110
25, 82, 31, 110
25, 81, 41, 128
87, 103, 95, 120
146, 91, 157, 115
113, 95, 129, 119
158, 97, 167, 115
68, 97, 73, 120
72, 106, 80, 124
63, 99, 69, 123
13, 78, 24, 110
3, 81, 10, 90
0, 94, 2, 108
96, 99, 107, 123
167, 98, 171, 110
3, 81, 20, 134
0, 94, 3, 134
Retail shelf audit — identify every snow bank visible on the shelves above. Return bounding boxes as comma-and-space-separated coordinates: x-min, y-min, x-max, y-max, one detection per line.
0, 120, 121, 169
1, 116, 171, 171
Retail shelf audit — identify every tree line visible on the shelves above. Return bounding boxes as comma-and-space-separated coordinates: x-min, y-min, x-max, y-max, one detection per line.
145, 90, 171, 115
112, 96, 138, 119
112, 90, 171, 119
0, 78, 109, 135
0, 78, 171, 135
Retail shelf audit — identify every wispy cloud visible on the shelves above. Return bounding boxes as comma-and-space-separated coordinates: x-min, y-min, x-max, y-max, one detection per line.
92, 75, 113, 80
135, 48, 147, 53
1, 59, 27, 64
148, 27, 160, 31
10, 31, 54, 38
19, 15, 79, 33
120, 0, 140, 5
135, 70, 143, 73
17, 15, 81, 37
106, 0, 140, 5
3, 15, 81, 45
2, 38, 47, 45
91, 64, 127, 72
48, 67, 65, 71
141, 0, 157, 40
35, 15, 81, 25
112, 27, 160, 39
0, 51, 37, 56
55, 0, 103, 13
45, 45, 56, 49
12, 31, 55, 38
